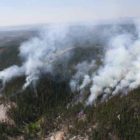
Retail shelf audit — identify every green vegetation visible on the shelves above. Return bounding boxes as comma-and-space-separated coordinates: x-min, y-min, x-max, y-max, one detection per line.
0, 30, 139, 140
0, 78, 139, 139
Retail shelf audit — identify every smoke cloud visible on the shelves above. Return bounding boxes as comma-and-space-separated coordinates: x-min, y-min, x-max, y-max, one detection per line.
0, 21, 140, 105
79, 23, 140, 105
0, 24, 99, 90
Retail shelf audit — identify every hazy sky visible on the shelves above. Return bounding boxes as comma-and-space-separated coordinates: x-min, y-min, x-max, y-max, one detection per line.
0, 0, 140, 26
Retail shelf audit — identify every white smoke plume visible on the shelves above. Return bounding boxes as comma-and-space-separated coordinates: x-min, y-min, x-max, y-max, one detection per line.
1, 21, 140, 106
0, 65, 24, 87
70, 60, 96, 92
85, 25, 140, 105
0, 25, 67, 89
0, 24, 98, 91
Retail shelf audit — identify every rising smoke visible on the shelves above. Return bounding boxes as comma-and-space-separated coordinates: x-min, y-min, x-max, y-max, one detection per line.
0, 21, 140, 105
0, 24, 100, 90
